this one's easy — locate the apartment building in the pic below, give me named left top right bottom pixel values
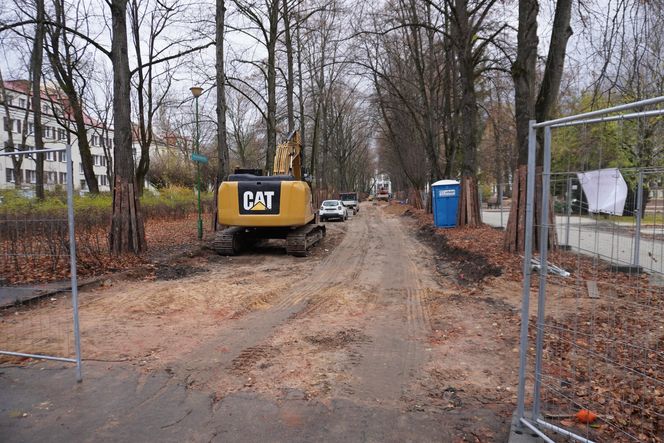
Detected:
left=0, top=80, right=113, bottom=192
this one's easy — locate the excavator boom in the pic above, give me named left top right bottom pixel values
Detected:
left=273, top=130, right=302, bottom=180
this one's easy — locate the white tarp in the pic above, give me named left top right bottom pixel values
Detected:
left=576, top=168, right=627, bottom=215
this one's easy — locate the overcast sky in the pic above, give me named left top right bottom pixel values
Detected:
left=0, top=0, right=622, bottom=122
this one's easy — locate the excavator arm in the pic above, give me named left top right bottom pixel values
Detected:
left=273, top=130, right=302, bottom=180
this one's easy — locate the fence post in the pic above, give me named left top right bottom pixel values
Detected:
left=516, top=120, right=538, bottom=420
left=66, top=143, right=83, bottom=382
left=565, top=176, right=572, bottom=247
left=633, top=169, right=643, bottom=269
left=532, top=126, right=553, bottom=420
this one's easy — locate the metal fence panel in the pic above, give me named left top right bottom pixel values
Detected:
left=515, top=101, right=664, bottom=442
left=0, top=145, right=82, bottom=381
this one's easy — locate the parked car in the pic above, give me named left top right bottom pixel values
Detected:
left=339, top=192, right=359, bottom=213
left=319, top=199, right=348, bottom=221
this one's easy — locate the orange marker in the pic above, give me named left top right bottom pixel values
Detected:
left=575, top=409, right=598, bottom=424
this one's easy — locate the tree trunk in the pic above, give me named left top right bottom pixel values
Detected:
left=504, top=165, right=528, bottom=252
left=411, top=7, right=442, bottom=180
left=109, top=0, right=146, bottom=254
left=213, top=0, right=230, bottom=230
left=296, top=14, right=306, bottom=162
left=454, top=0, right=481, bottom=226
left=32, top=0, right=45, bottom=199
left=264, top=1, right=279, bottom=174
left=505, top=0, right=572, bottom=252
left=130, top=0, right=151, bottom=196
left=73, top=109, right=100, bottom=194
left=282, top=0, right=295, bottom=133
left=535, top=0, right=573, bottom=124
left=458, top=175, right=481, bottom=226
left=442, top=37, right=458, bottom=179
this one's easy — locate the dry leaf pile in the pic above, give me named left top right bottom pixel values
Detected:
left=1, top=213, right=212, bottom=285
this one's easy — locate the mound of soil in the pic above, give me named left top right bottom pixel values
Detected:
left=417, top=224, right=502, bottom=284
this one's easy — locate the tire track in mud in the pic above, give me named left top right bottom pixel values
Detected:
left=274, top=212, right=372, bottom=310
left=169, top=205, right=436, bottom=404
left=168, top=210, right=373, bottom=392
left=287, top=215, right=375, bottom=319
left=344, top=207, right=432, bottom=406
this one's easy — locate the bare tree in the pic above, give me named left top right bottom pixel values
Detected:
left=227, top=90, right=264, bottom=168
left=505, top=0, right=573, bottom=252
left=45, top=0, right=100, bottom=194
left=282, top=0, right=295, bottom=132
left=357, top=1, right=446, bottom=203
left=108, top=0, right=146, bottom=253
left=229, top=0, right=281, bottom=173
left=32, top=0, right=45, bottom=198
left=129, top=0, right=189, bottom=195
left=214, top=0, right=230, bottom=229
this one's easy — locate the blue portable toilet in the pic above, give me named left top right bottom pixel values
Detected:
left=432, top=179, right=461, bottom=228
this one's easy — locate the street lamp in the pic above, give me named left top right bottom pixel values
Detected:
left=190, top=86, right=204, bottom=240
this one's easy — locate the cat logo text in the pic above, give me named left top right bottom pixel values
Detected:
left=243, top=191, right=275, bottom=212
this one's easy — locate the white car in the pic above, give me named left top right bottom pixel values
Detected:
left=319, top=199, right=348, bottom=221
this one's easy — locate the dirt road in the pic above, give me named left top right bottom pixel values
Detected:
left=1, top=203, right=520, bottom=442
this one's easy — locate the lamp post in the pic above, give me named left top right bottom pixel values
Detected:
left=190, top=86, right=204, bottom=240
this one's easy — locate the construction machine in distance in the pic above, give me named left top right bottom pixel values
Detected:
left=211, top=130, right=326, bottom=257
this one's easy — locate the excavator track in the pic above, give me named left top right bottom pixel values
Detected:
left=286, top=224, right=326, bottom=257
left=210, top=226, right=245, bottom=255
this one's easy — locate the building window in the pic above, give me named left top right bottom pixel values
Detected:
left=58, top=151, right=67, bottom=162
left=57, top=128, right=66, bottom=140
left=80, top=179, right=87, bottom=190
left=46, top=171, right=57, bottom=184
left=43, top=104, right=49, bottom=114
left=59, top=172, right=67, bottom=184
left=5, top=118, right=22, bottom=133
left=19, top=98, right=26, bottom=108
left=91, top=135, right=99, bottom=146
left=26, top=170, right=37, bottom=184
left=79, top=163, right=84, bottom=174
left=45, top=151, right=55, bottom=161
left=5, top=168, right=17, bottom=183
left=28, top=122, right=34, bottom=135
left=93, top=155, right=107, bottom=167
left=97, top=175, right=108, bottom=187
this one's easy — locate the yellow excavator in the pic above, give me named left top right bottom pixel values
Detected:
left=211, top=130, right=326, bottom=256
